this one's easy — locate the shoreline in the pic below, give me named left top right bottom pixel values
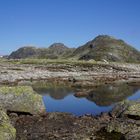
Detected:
left=0, top=60, right=140, bottom=86
left=7, top=99, right=140, bottom=140
left=0, top=60, right=140, bottom=139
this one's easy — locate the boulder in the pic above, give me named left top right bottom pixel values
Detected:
left=111, top=100, right=140, bottom=118
left=106, top=100, right=140, bottom=140
left=0, top=86, right=45, bottom=115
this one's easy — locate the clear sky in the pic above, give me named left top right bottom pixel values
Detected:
left=0, top=0, right=140, bottom=54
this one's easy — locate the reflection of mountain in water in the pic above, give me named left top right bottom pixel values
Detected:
left=34, top=86, right=73, bottom=100
left=33, top=82, right=140, bottom=104
left=86, top=83, right=139, bottom=106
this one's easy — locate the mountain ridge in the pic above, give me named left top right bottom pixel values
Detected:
left=9, top=43, right=75, bottom=59
left=8, top=35, right=140, bottom=63
left=71, top=35, right=140, bottom=62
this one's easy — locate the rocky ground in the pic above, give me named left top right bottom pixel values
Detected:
left=0, top=61, right=140, bottom=86
left=8, top=100, right=140, bottom=140
left=1, top=95, right=140, bottom=140
left=0, top=60, right=140, bottom=140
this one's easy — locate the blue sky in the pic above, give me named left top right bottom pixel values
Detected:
left=0, top=0, right=140, bottom=54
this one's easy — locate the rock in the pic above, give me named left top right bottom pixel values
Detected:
left=14, top=112, right=100, bottom=140
left=0, top=107, right=16, bottom=140
left=123, top=100, right=140, bottom=117
left=106, top=100, right=140, bottom=140
left=68, top=77, right=76, bottom=83
left=0, top=61, right=140, bottom=87
left=74, top=92, right=89, bottom=98
left=18, top=81, right=32, bottom=86
left=72, top=35, right=140, bottom=63
left=8, top=99, right=140, bottom=140
left=8, top=44, right=75, bottom=59
left=111, top=100, right=140, bottom=118
left=106, top=118, right=140, bottom=140
left=0, top=86, right=45, bottom=115
left=96, top=127, right=126, bottom=140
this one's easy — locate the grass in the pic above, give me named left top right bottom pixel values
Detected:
left=0, top=58, right=139, bottom=69
left=5, top=58, right=99, bottom=65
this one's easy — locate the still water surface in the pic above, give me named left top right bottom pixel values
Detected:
left=33, top=83, right=140, bottom=116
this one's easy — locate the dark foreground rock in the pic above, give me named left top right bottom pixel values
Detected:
left=11, top=112, right=110, bottom=140
left=4, top=99, right=139, bottom=140
left=107, top=100, right=140, bottom=140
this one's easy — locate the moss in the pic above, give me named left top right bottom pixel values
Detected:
left=0, top=86, right=35, bottom=95
left=124, top=101, right=140, bottom=116
left=0, top=86, right=45, bottom=114
left=0, top=108, right=16, bottom=140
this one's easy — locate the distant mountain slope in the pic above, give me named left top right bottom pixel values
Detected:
left=8, top=36, right=140, bottom=62
left=71, top=35, right=140, bottom=62
left=8, top=46, right=39, bottom=59
left=38, top=43, right=74, bottom=59
left=9, top=43, right=74, bottom=59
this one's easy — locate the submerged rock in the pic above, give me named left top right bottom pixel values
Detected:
left=0, top=107, right=16, bottom=140
left=0, top=86, right=45, bottom=115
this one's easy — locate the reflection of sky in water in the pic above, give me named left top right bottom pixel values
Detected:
left=39, top=86, right=140, bottom=116
left=43, top=95, right=114, bottom=116
left=127, top=90, right=140, bottom=100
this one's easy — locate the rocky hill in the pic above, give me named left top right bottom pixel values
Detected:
left=9, top=43, right=74, bottom=59
left=8, top=35, right=140, bottom=63
left=8, top=46, right=39, bottom=59
left=38, top=43, right=74, bottom=59
left=71, top=35, right=140, bottom=63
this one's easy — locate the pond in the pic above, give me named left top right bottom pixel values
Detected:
left=33, top=82, right=140, bottom=116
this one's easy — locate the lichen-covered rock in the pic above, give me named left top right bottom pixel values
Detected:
left=111, top=100, right=140, bottom=118
left=106, top=118, right=140, bottom=140
left=0, top=107, right=16, bottom=140
left=107, top=118, right=135, bottom=134
left=0, top=86, right=45, bottom=115
left=106, top=100, right=140, bottom=140
left=123, top=100, right=140, bottom=117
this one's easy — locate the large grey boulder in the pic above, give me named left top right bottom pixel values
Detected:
left=0, top=86, right=45, bottom=115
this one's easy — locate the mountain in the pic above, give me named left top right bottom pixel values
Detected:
left=38, top=43, right=74, bottom=59
left=71, top=35, right=140, bottom=62
left=9, top=43, right=74, bottom=59
left=8, top=46, right=39, bottom=59
left=8, top=36, right=140, bottom=62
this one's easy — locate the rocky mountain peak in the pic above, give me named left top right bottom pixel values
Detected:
left=48, top=43, right=69, bottom=50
